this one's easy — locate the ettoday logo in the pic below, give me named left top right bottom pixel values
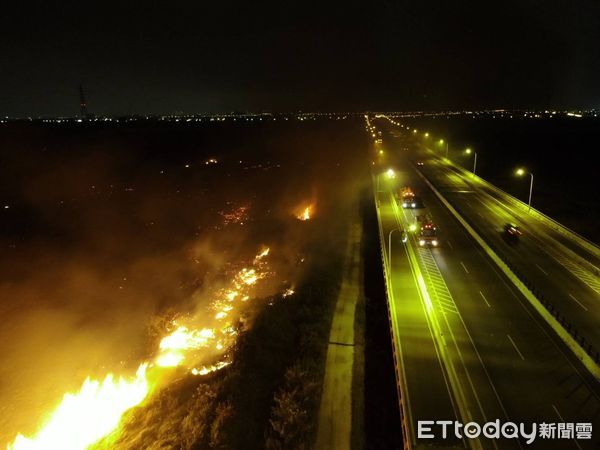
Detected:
left=418, top=420, right=592, bottom=445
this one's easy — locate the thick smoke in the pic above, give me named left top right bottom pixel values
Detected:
left=0, top=120, right=368, bottom=446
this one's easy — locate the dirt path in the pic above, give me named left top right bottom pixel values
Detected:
left=315, top=214, right=363, bottom=450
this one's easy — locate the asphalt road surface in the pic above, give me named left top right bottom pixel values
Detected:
left=415, top=154, right=600, bottom=349
left=373, top=128, right=600, bottom=449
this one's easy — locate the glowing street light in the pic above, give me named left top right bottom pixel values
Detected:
left=424, top=132, right=429, bottom=137
left=465, top=148, right=477, bottom=175
left=413, top=129, right=418, bottom=134
left=515, top=168, right=534, bottom=211
left=439, top=139, right=449, bottom=158
left=376, top=168, right=396, bottom=193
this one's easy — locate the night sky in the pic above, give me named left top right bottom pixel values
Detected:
left=1, top=0, right=599, bottom=116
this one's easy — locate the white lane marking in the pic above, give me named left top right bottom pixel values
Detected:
left=479, top=291, right=491, bottom=308
left=447, top=240, right=453, bottom=250
left=568, top=293, right=588, bottom=311
left=552, top=404, right=583, bottom=450
left=389, top=191, right=460, bottom=426
left=423, top=166, right=600, bottom=404
left=507, top=334, right=525, bottom=360
left=535, top=263, right=549, bottom=276
left=460, top=261, right=469, bottom=274
left=551, top=404, right=563, bottom=419
left=397, top=182, right=512, bottom=433
left=453, top=201, right=600, bottom=405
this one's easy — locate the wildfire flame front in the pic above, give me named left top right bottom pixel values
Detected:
left=7, top=247, right=276, bottom=450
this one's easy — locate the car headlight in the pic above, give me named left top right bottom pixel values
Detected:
left=402, top=202, right=407, bottom=207
left=419, top=240, right=425, bottom=246
left=432, top=240, right=438, bottom=246
left=411, top=203, right=416, bottom=207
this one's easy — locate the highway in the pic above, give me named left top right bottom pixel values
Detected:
left=376, top=181, right=463, bottom=449
left=411, top=143, right=600, bottom=360
left=371, top=121, right=600, bottom=449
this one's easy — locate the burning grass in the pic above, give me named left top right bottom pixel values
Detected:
left=7, top=246, right=287, bottom=450
left=1, top=118, right=368, bottom=450
left=295, top=204, right=314, bottom=221
left=7, top=198, right=356, bottom=450
left=96, top=216, right=347, bottom=450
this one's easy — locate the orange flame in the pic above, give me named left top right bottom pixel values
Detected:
left=8, top=364, right=149, bottom=450
left=8, top=247, right=274, bottom=450
left=296, top=205, right=313, bottom=221
left=155, top=326, right=216, bottom=367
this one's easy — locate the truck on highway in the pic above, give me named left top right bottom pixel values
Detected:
left=418, top=221, right=439, bottom=247
left=399, top=187, right=423, bottom=208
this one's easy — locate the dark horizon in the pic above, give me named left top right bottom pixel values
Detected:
left=1, top=1, right=599, bottom=117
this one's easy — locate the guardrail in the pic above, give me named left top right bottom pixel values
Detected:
left=442, top=157, right=600, bottom=264
left=371, top=176, right=413, bottom=450
left=375, top=115, right=600, bottom=262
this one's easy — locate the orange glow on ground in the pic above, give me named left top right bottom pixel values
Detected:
left=8, top=247, right=280, bottom=450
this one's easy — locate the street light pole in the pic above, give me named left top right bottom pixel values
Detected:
left=465, top=148, right=477, bottom=175
left=515, top=168, right=534, bottom=211
left=527, top=172, right=534, bottom=211
left=445, top=141, right=449, bottom=159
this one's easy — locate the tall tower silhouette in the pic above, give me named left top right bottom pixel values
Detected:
left=79, top=84, right=89, bottom=118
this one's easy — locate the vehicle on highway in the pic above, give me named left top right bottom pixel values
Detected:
left=418, top=221, right=439, bottom=247
left=399, top=187, right=424, bottom=208
left=416, top=161, right=425, bottom=166
left=399, top=186, right=414, bottom=207
left=503, top=223, right=522, bottom=243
